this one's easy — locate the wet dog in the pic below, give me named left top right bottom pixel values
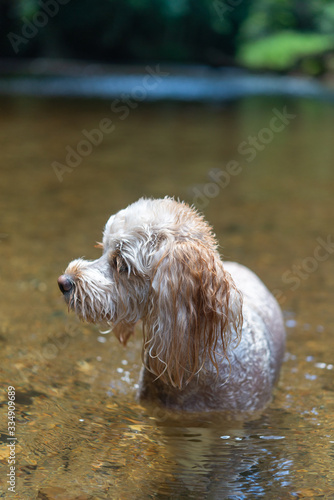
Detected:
left=58, top=197, right=285, bottom=412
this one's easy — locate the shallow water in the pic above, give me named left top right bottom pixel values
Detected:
left=0, top=94, right=334, bottom=499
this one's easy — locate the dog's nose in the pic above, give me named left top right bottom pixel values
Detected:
left=57, top=275, right=74, bottom=294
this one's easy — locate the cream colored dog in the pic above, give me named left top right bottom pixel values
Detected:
left=58, top=197, right=285, bottom=412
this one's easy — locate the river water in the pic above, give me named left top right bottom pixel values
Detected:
left=0, top=93, right=334, bottom=498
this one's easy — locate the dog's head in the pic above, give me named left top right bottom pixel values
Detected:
left=58, top=197, right=242, bottom=388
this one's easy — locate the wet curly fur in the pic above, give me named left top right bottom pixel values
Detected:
left=58, top=197, right=285, bottom=412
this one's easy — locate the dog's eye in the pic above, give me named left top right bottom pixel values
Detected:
left=111, top=253, right=128, bottom=273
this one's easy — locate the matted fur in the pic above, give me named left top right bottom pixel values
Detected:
left=58, top=197, right=285, bottom=412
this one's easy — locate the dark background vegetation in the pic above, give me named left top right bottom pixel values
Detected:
left=1, top=0, right=334, bottom=74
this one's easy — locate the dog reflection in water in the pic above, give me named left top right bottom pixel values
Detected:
left=58, top=197, right=285, bottom=413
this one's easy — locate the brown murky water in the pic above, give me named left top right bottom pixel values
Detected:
left=0, top=94, right=334, bottom=499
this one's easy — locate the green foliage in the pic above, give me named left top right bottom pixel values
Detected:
left=237, top=31, right=334, bottom=71
left=1, top=0, right=334, bottom=74
left=316, top=2, right=334, bottom=33
left=237, top=0, right=334, bottom=72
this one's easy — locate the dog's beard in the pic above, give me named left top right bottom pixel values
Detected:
left=65, top=266, right=116, bottom=323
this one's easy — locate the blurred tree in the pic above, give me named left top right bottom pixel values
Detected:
left=237, top=0, right=334, bottom=73
left=0, top=0, right=334, bottom=74
left=0, top=0, right=250, bottom=64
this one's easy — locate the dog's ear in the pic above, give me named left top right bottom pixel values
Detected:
left=143, top=241, right=243, bottom=389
